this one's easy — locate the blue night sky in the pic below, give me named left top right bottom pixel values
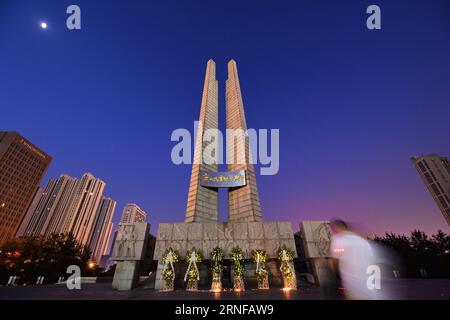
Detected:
left=1, top=0, right=449, bottom=236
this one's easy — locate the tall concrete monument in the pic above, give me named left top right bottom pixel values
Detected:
left=185, top=59, right=263, bottom=223
left=154, top=59, right=296, bottom=289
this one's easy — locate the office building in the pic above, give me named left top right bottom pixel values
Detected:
left=0, top=132, right=51, bottom=244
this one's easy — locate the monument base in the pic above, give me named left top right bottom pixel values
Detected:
left=154, top=221, right=297, bottom=290
left=309, top=257, right=335, bottom=287
left=112, top=261, right=141, bottom=291
left=110, top=223, right=152, bottom=291
left=298, top=221, right=334, bottom=287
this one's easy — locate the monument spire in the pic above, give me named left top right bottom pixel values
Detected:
left=226, top=60, right=263, bottom=222
left=185, top=60, right=219, bottom=222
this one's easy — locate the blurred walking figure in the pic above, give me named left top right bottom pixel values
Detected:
left=329, top=219, right=379, bottom=300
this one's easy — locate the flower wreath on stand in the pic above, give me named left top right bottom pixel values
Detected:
left=184, top=247, right=202, bottom=291
left=252, top=249, right=269, bottom=289
left=231, top=246, right=245, bottom=292
left=209, top=247, right=225, bottom=292
left=161, top=247, right=178, bottom=291
left=277, top=245, right=297, bottom=290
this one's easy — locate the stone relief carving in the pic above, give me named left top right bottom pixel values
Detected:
left=312, top=222, right=331, bottom=257
left=116, top=225, right=137, bottom=257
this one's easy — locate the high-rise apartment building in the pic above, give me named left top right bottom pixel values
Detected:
left=411, top=154, right=450, bottom=226
left=87, top=197, right=116, bottom=263
left=16, top=171, right=117, bottom=262
left=120, top=203, right=147, bottom=224
left=61, top=173, right=106, bottom=245
left=103, top=222, right=113, bottom=255
left=16, top=186, right=43, bottom=237
left=18, top=174, right=78, bottom=237
left=0, top=132, right=52, bottom=245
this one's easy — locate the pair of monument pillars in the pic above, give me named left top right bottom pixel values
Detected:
left=185, top=59, right=263, bottom=223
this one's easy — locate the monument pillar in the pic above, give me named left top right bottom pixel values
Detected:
left=185, top=59, right=219, bottom=223
left=226, top=60, right=263, bottom=222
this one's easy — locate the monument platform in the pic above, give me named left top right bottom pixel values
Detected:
left=154, top=221, right=297, bottom=290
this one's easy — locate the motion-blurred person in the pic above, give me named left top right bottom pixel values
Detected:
left=329, top=219, right=379, bottom=300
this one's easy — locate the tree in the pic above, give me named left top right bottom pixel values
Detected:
left=373, top=229, right=450, bottom=278
left=431, top=230, right=450, bottom=255
left=0, top=233, right=91, bottom=284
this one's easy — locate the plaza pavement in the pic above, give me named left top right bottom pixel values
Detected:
left=0, top=279, right=450, bottom=300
